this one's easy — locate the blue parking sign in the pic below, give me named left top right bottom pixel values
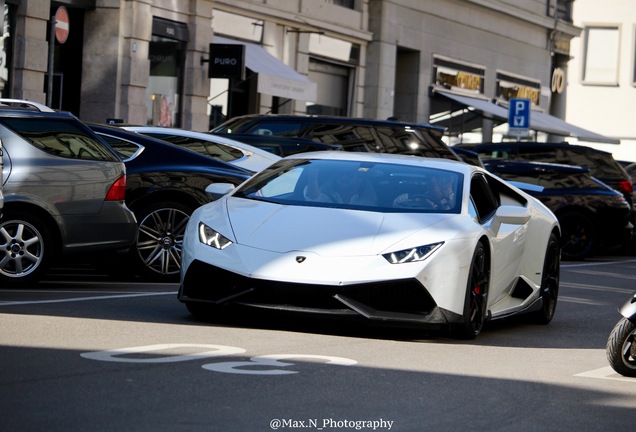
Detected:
left=508, top=98, right=530, bottom=137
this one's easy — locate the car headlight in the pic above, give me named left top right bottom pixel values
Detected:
left=383, top=242, right=443, bottom=264
left=198, top=223, right=233, bottom=249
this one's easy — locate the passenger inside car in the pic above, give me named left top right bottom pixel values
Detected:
left=305, top=165, right=377, bottom=205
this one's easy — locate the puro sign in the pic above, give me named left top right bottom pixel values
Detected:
left=208, top=43, right=246, bottom=79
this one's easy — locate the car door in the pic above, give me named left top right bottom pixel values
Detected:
left=470, top=173, right=528, bottom=305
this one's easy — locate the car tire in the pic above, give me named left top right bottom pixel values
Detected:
left=559, top=212, right=594, bottom=260
left=452, top=241, right=489, bottom=339
left=529, top=232, right=560, bottom=324
left=0, top=211, right=52, bottom=285
left=606, top=317, right=636, bottom=377
left=133, top=201, right=194, bottom=280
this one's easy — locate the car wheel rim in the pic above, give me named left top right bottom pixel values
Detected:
left=136, top=208, right=189, bottom=275
left=562, top=219, right=592, bottom=259
left=621, top=330, right=636, bottom=370
left=0, top=220, right=44, bottom=277
left=541, top=240, right=560, bottom=319
left=469, top=247, right=488, bottom=335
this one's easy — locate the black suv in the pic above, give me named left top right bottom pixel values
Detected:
left=211, top=114, right=463, bottom=161
left=486, top=160, right=632, bottom=260
left=454, top=141, right=634, bottom=208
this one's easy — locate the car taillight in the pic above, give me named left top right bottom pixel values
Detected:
left=618, top=179, right=634, bottom=196
left=105, top=175, right=127, bottom=201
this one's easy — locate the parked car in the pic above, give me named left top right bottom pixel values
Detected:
left=0, top=99, right=137, bottom=285
left=122, top=126, right=280, bottom=173
left=485, top=160, right=632, bottom=260
left=210, top=114, right=463, bottom=161
left=453, top=141, right=634, bottom=208
left=89, top=123, right=252, bottom=278
left=179, top=152, right=561, bottom=339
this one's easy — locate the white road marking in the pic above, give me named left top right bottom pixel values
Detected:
left=575, top=366, right=636, bottom=383
left=0, top=291, right=177, bottom=306
left=81, top=344, right=245, bottom=363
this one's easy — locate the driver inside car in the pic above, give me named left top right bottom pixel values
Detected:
left=393, top=171, right=456, bottom=210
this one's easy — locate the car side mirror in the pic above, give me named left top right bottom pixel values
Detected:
left=491, top=205, right=531, bottom=235
left=205, top=183, right=235, bottom=200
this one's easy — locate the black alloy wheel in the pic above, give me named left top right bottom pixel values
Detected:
left=559, top=212, right=594, bottom=260
left=134, top=201, right=193, bottom=278
left=453, top=241, right=489, bottom=339
left=530, top=232, right=560, bottom=324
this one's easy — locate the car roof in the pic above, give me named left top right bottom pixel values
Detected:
left=213, top=113, right=445, bottom=132
left=123, top=125, right=281, bottom=162
left=483, top=160, right=590, bottom=174
left=89, top=123, right=253, bottom=176
left=459, top=141, right=614, bottom=155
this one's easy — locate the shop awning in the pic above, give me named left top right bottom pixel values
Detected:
left=213, top=36, right=317, bottom=102
left=528, top=110, right=620, bottom=144
left=432, top=89, right=619, bottom=144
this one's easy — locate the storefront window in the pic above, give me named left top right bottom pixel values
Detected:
left=307, top=59, right=351, bottom=116
left=146, top=18, right=188, bottom=127
left=496, top=74, right=541, bottom=106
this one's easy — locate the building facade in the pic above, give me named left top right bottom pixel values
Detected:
left=565, top=0, right=636, bottom=161
left=3, top=0, right=591, bottom=142
left=365, top=0, right=581, bottom=145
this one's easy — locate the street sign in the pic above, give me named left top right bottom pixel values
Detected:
left=54, top=6, right=69, bottom=44
left=508, top=98, right=530, bottom=138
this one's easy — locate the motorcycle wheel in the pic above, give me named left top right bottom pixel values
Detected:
left=606, top=317, right=636, bottom=377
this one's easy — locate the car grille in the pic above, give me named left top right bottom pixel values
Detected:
left=181, top=260, right=437, bottom=316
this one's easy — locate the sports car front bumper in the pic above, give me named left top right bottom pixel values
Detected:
left=178, top=259, right=463, bottom=327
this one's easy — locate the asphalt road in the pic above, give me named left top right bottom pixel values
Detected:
left=1, top=257, right=636, bottom=432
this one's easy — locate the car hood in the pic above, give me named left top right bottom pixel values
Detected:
left=220, top=197, right=468, bottom=255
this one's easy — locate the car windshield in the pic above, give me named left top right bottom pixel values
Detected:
left=233, top=158, right=463, bottom=213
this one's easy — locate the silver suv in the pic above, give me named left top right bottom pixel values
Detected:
left=0, top=99, right=137, bottom=285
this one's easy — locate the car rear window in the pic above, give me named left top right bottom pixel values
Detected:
left=0, top=117, right=120, bottom=162
left=567, top=149, right=626, bottom=179
left=243, top=122, right=305, bottom=137
left=473, top=145, right=627, bottom=180
left=96, top=133, right=142, bottom=160
left=308, top=123, right=458, bottom=160
left=141, top=132, right=244, bottom=163
left=492, top=168, right=605, bottom=189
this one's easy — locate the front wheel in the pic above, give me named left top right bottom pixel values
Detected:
left=606, top=317, right=636, bottom=377
left=529, top=232, right=560, bottom=324
left=452, top=241, right=489, bottom=339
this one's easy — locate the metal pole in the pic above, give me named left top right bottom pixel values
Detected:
left=46, top=14, right=55, bottom=107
